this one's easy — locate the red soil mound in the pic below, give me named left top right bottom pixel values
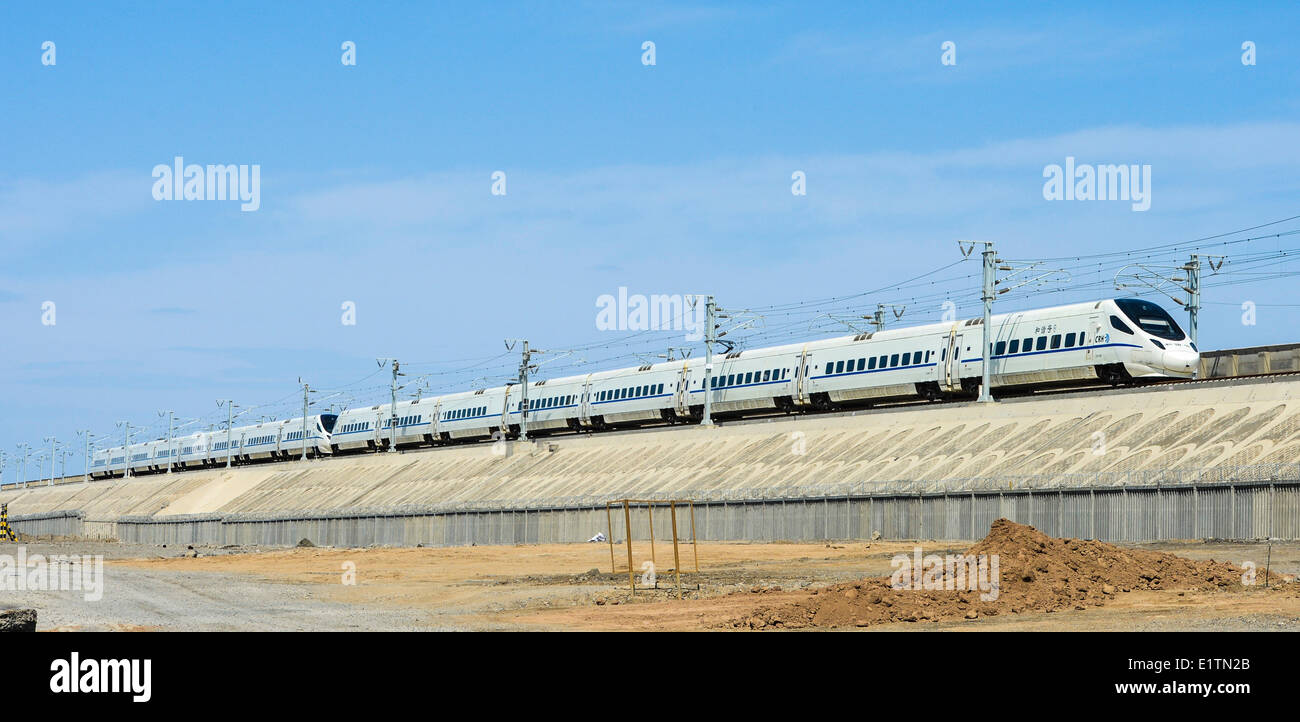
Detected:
left=729, top=519, right=1257, bottom=630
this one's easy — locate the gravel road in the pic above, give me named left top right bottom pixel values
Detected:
left=1, top=541, right=438, bottom=631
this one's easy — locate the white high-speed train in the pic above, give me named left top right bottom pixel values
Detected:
left=90, top=414, right=336, bottom=479
left=91, top=298, right=1196, bottom=477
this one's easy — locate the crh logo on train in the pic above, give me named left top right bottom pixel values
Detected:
left=595, top=288, right=706, bottom=341
left=890, top=547, right=1000, bottom=601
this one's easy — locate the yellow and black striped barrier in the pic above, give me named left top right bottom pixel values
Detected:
left=0, top=503, right=17, bottom=541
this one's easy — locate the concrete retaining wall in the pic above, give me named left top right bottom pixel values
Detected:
left=7, top=510, right=85, bottom=538
left=1200, top=343, right=1300, bottom=378
left=106, top=479, right=1299, bottom=546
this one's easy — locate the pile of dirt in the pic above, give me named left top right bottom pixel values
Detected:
left=729, top=519, right=1255, bottom=630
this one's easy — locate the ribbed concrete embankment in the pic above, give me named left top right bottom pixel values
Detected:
left=4, top=374, right=1300, bottom=544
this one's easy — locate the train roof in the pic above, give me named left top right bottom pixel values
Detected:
left=328, top=299, right=1128, bottom=420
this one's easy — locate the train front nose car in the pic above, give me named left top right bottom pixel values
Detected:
left=1161, top=348, right=1198, bottom=375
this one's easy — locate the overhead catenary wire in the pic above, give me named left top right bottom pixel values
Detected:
left=35, top=214, right=1300, bottom=458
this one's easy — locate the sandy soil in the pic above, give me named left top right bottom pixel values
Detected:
left=99, top=537, right=1300, bottom=631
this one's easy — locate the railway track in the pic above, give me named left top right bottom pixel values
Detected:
left=7, top=367, right=1299, bottom=492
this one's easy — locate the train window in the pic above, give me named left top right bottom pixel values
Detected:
left=889, top=354, right=899, bottom=367
left=878, top=355, right=888, bottom=368
left=1110, top=315, right=1134, bottom=335
left=762, top=370, right=770, bottom=382
left=725, top=375, right=733, bottom=386
left=868, top=357, right=877, bottom=370
left=995, top=341, right=1006, bottom=356
left=1064, top=333, right=1076, bottom=348
left=1036, top=336, right=1047, bottom=351
left=1050, top=334, right=1062, bottom=349
left=1116, top=298, right=1186, bottom=340
left=901, top=353, right=911, bottom=366
left=1009, top=339, right=1020, bottom=354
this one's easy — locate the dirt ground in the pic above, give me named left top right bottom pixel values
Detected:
left=94, top=530, right=1300, bottom=631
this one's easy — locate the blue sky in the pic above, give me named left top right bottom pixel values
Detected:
left=2, top=2, right=1299, bottom=478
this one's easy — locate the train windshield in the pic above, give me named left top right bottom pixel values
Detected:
left=1115, top=298, right=1186, bottom=341
left=319, top=414, right=339, bottom=432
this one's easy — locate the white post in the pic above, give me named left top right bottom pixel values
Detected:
left=518, top=343, right=532, bottom=442
left=978, top=243, right=995, bottom=403
left=702, top=296, right=716, bottom=426
left=78, top=430, right=92, bottom=483
left=301, top=382, right=311, bottom=462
